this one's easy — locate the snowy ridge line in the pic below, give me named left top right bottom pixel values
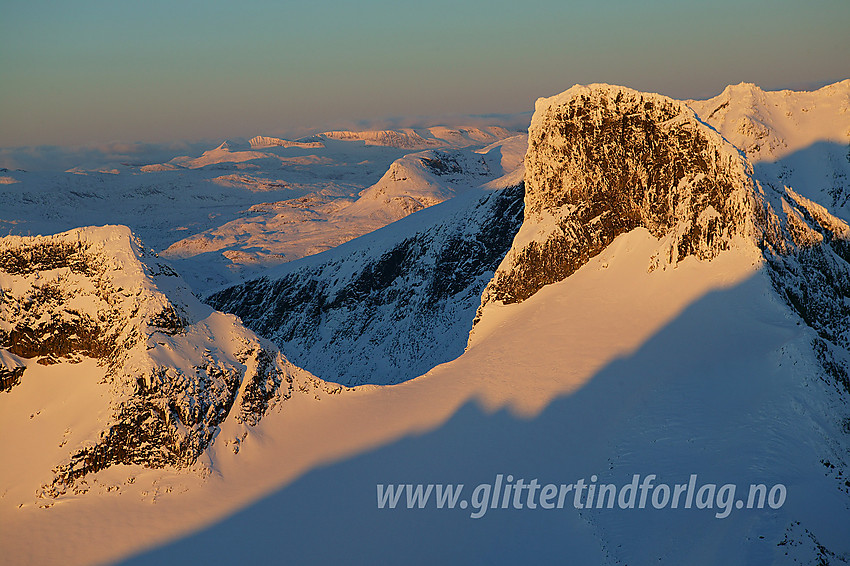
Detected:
left=689, top=80, right=850, bottom=217
left=316, top=126, right=517, bottom=150
left=248, top=135, right=325, bottom=150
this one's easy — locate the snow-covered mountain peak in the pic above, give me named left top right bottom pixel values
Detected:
left=0, top=226, right=331, bottom=500
left=481, top=83, right=761, bottom=309
left=689, top=79, right=850, bottom=163
left=340, top=147, right=504, bottom=222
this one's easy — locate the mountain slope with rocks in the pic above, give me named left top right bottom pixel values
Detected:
left=0, top=226, right=329, bottom=501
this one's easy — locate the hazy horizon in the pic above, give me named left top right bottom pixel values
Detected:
left=2, top=0, right=849, bottom=149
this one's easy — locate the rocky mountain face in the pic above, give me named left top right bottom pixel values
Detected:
left=466, top=83, right=850, bottom=557
left=0, top=348, right=25, bottom=392
left=0, top=226, right=326, bottom=494
left=208, top=183, right=524, bottom=386
left=476, top=82, right=850, bottom=399
left=480, top=85, right=760, bottom=307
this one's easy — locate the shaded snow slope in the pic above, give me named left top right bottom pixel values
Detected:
left=208, top=184, right=524, bottom=386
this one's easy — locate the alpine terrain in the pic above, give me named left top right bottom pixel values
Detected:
left=1, top=81, right=849, bottom=565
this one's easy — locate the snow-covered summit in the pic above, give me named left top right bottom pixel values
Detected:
left=688, top=79, right=850, bottom=163
left=0, top=226, right=329, bottom=500
left=340, top=147, right=503, bottom=222
left=482, top=84, right=761, bottom=308
left=689, top=79, right=850, bottom=214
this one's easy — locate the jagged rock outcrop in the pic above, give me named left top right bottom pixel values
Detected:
left=0, top=226, right=326, bottom=493
left=481, top=84, right=761, bottom=307
left=0, top=348, right=25, bottom=392
left=476, top=82, right=850, bottom=400
left=208, top=184, right=524, bottom=386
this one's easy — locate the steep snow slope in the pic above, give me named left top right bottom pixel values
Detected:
left=208, top=183, right=524, bottom=385
left=5, top=230, right=848, bottom=566
left=0, top=226, right=330, bottom=505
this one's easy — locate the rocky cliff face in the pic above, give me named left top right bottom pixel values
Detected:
left=477, top=82, right=850, bottom=400
left=0, top=348, right=25, bottom=392
left=481, top=85, right=760, bottom=307
left=208, top=184, right=524, bottom=386
left=0, top=226, right=327, bottom=494
left=467, top=85, right=850, bottom=556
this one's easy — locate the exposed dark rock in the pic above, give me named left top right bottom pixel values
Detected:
left=0, top=226, right=311, bottom=493
left=0, top=240, right=99, bottom=276
left=419, top=153, right=464, bottom=176
left=0, top=364, right=24, bottom=392
left=483, top=85, right=756, bottom=307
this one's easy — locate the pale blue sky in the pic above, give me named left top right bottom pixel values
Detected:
left=1, top=0, right=848, bottom=147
